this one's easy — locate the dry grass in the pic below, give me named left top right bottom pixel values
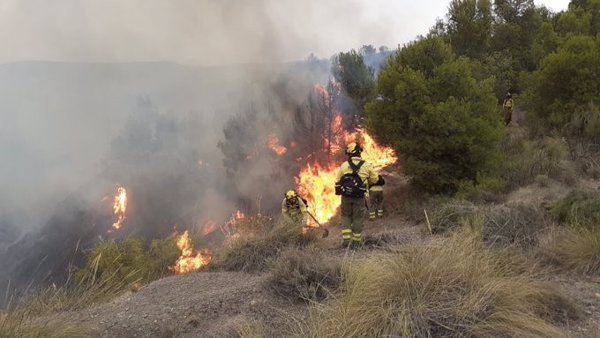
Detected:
left=539, top=227, right=600, bottom=274
left=550, top=189, right=600, bottom=230
left=301, top=233, right=579, bottom=338
left=0, top=311, right=89, bottom=338
left=16, top=263, right=135, bottom=316
left=430, top=200, right=551, bottom=246
left=267, top=246, right=343, bottom=302
left=222, top=316, right=265, bottom=338
left=211, top=224, right=317, bottom=272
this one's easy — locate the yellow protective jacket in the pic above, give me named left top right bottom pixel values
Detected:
left=281, top=197, right=308, bottom=224
left=503, top=98, right=514, bottom=110
left=336, top=157, right=379, bottom=193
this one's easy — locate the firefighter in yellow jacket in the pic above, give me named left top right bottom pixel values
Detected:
left=503, top=92, right=514, bottom=126
left=335, top=142, right=379, bottom=247
left=369, top=175, right=385, bottom=220
left=281, top=190, right=308, bottom=227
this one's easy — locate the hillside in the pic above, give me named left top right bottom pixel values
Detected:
left=27, top=169, right=600, bottom=337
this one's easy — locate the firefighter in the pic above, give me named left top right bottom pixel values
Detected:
left=281, top=190, right=308, bottom=227
left=335, top=142, right=379, bottom=248
left=503, top=92, right=514, bottom=126
left=368, top=175, right=385, bottom=220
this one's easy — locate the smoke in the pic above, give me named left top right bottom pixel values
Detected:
left=0, top=0, right=401, bottom=300
left=0, top=0, right=406, bottom=65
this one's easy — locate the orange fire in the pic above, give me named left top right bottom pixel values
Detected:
left=346, top=128, right=397, bottom=171
left=296, top=163, right=340, bottom=224
left=111, top=186, right=127, bottom=231
left=171, top=230, right=212, bottom=274
left=267, top=133, right=287, bottom=156
left=201, top=220, right=218, bottom=236
left=295, top=114, right=397, bottom=224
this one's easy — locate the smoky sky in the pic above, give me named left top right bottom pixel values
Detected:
left=0, top=0, right=570, bottom=65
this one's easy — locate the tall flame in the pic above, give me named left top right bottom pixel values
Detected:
left=267, top=133, right=287, bottom=156
left=171, top=230, right=211, bottom=274
left=296, top=163, right=340, bottom=224
left=296, top=114, right=397, bottom=224
left=111, top=186, right=127, bottom=231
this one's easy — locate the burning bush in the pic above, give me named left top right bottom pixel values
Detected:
left=303, top=233, right=579, bottom=338
left=211, top=225, right=317, bottom=272
left=267, top=246, right=343, bottom=303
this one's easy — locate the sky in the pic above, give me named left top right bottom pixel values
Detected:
left=0, top=0, right=572, bottom=65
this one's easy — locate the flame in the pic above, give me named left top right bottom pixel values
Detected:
left=267, top=133, right=287, bottom=156
left=296, top=163, right=340, bottom=224
left=171, top=230, right=212, bottom=274
left=201, top=220, right=218, bottom=236
left=347, top=128, right=398, bottom=171
left=111, top=186, right=127, bottom=231
left=295, top=114, right=397, bottom=224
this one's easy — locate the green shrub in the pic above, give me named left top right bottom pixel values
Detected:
left=365, top=36, right=503, bottom=193
left=304, top=234, right=578, bottom=338
left=527, top=35, right=600, bottom=133
left=267, top=246, right=342, bottom=302
left=500, top=130, right=576, bottom=189
left=146, top=234, right=182, bottom=281
left=76, top=238, right=148, bottom=285
left=550, top=189, right=600, bottom=230
left=539, top=227, right=600, bottom=274
left=456, top=173, right=506, bottom=203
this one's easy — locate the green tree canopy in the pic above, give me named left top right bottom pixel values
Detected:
left=366, top=37, right=502, bottom=193
left=527, top=35, right=600, bottom=131
left=331, top=50, right=376, bottom=106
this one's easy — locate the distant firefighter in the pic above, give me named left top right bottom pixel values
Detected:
left=335, top=142, right=379, bottom=248
left=369, top=174, right=386, bottom=220
left=281, top=190, right=308, bottom=227
left=503, top=92, right=514, bottom=126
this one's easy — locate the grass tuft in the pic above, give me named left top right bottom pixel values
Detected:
left=0, top=311, right=89, bottom=338
left=211, top=225, right=317, bottom=272
left=267, top=246, right=342, bottom=302
left=303, top=233, right=577, bottom=338
left=539, top=227, right=600, bottom=274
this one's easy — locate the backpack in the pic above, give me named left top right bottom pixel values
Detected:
left=335, top=160, right=367, bottom=197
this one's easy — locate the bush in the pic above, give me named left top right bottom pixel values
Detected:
left=550, top=189, right=600, bottom=230
left=146, top=234, right=183, bottom=281
left=429, top=200, right=551, bottom=246
left=539, top=227, right=600, bottom=274
left=527, top=35, right=600, bottom=132
left=500, top=130, right=576, bottom=189
left=456, top=173, right=506, bottom=203
left=428, top=199, right=478, bottom=234
left=267, top=247, right=342, bottom=302
left=76, top=238, right=148, bottom=286
left=482, top=203, right=551, bottom=247
left=211, top=225, right=317, bottom=272
left=304, top=234, right=579, bottom=338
